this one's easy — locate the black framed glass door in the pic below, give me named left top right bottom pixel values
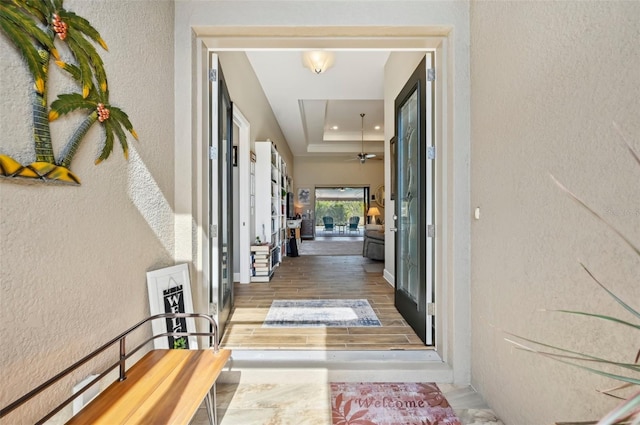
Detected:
left=209, top=53, right=233, bottom=342
left=393, top=54, right=435, bottom=345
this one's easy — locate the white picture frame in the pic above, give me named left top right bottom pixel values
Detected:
left=146, top=264, right=198, bottom=349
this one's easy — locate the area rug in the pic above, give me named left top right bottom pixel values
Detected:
left=262, top=299, right=381, bottom=327
left=331, top=382, right=461, bottom=425
left=298, top=240, right=363, bottom=256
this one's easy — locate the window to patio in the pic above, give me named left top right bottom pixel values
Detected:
left=314, top=187, right=369, bottom=234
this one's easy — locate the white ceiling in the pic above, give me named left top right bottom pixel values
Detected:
left=246, top=50, right=390, bottom=159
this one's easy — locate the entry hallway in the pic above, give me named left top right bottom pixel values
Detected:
left=204, top=250, right=504, bottom=424
left=221, top=253, right=427, bottom=350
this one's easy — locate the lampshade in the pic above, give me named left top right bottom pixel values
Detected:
left=367, top=207, right=380, bottom=217
left=302, top=51, right=335, bottom=74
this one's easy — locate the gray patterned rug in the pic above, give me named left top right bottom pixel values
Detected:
left=262, top=299, right=382, bottom=327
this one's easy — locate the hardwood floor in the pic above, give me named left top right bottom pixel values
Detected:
left=220, top=250, right=429, bottom=350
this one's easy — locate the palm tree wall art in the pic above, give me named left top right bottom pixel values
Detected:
left=0, top=0, right=137, bottom=185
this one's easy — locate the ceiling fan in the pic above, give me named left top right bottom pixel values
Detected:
left=351, top=113, right=376, bottom=164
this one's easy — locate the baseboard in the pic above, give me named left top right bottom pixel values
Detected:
left=219, top=349, right=452, bottom=384
left=383, top=268, right=394, bottom=285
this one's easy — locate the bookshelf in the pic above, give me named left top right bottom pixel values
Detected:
left=253, top=140, right=289, bottom=282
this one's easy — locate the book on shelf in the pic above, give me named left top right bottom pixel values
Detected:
left=251, top=243, right=271, bottom=252
left=251, top=275, right=271, bottom=282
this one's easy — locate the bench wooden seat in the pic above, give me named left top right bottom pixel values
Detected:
left=0, top=314, right=230, bottom=425
left=67, top=348, right=231, bottom=424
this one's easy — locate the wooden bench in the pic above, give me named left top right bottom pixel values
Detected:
left=0, top=313, right=231, bottom=425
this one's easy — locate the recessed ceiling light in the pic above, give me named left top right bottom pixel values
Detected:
left=374, top=125, right=381, bottom=130
left=331, top=125, right=338, bottom=130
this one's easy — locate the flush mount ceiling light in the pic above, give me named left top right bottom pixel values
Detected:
left=302, top=50, right=335, bottom=74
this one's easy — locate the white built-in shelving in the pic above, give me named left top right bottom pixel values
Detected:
left=253, top=140, right=289, bottom=282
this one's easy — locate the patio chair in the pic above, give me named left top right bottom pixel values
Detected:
left=322, top=216, right=334, bottom=234
left=348, top=216, right=360, bottom=234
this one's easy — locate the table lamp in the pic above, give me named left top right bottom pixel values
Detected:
left=367, top=206, right=380, bottom=224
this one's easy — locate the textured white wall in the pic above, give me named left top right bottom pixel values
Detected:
left=293, top=155, right=384, bottom=216
left=0, top=1, right=175, bottom=421
left=470, top=1, right=640, bottom=423
left=218, top=52, right=294, bottom=173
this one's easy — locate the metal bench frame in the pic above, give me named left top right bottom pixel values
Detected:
left=0, top=313, right=224, bottom=424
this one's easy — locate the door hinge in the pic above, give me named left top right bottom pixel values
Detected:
left=209, top=69, right=217, bottom=82
left=209, top=146, right=217, bottom=160
left=210, top=224, right=217, bottom=238
left=427, top=68, right=435, bottom=81
left=427, top=302, right=435, bottom=316
left=427, top=224, right=435, bottom=238
left=427, top=146, right=436, bottom=160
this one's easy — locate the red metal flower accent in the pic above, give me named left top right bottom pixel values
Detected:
left=97, top=103, right=110, bottom=122
left=52, top=14, right=68, bottom=40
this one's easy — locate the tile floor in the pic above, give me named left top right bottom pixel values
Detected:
left=191, top=369, right=504, bottom=425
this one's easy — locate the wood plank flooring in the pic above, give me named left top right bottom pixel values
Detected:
left=220, top=250, right=429, bottom=350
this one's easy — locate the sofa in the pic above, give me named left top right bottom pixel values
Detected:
left=363, top=229, right=385, bottom=260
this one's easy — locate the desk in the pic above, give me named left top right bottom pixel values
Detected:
left=301, top=219, right=315, bottom=240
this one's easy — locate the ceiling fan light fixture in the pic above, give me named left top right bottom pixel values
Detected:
left=357, top=113, right=376, bottom=163
left=302, top=50, right=335, bottom=74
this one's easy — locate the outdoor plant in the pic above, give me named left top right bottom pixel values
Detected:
left=316, top=200, right=364, bottom=225
left=0, top=0, right=137, bottom=185
left=505, top=123, right=640, bottom=424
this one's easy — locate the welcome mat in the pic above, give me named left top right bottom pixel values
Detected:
left=263, top=299, right=382, bottom=328
left=331, top=382, right=461, bottom=425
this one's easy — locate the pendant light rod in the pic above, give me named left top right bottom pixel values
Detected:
left=360, top=113, right=365, bottom=153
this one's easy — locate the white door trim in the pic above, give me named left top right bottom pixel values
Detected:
left=233, top=105, right=251, bottom=284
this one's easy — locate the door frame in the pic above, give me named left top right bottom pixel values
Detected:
left=184, top=29, right=465, bottom=379
left=234, top=105, right=251, bottom=284
left=393, top=54, right=435, bottom=346
left=208, top=53, right=234, bottom=341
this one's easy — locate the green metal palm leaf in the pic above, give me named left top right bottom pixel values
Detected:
left=17, top=0, right=53, bottom=23
left=95, top=124, right=115, bottom=165
left=54, top=60, right=81, bottom=82
left=0, top=7, right=47, bottom=94
left=49, top=92, right=95, bottom=118
left=109, top=106, right=138, bottom=140
left=1, top=2, right=57, bottom=57
left=57, top=12, right=108, bottom=96
left=106, top=114, right=130, bottom=161
left=58, top=9, right=107, bottom=50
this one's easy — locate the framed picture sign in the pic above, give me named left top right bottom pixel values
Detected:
left=146, top=264, right=197, bottom=349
